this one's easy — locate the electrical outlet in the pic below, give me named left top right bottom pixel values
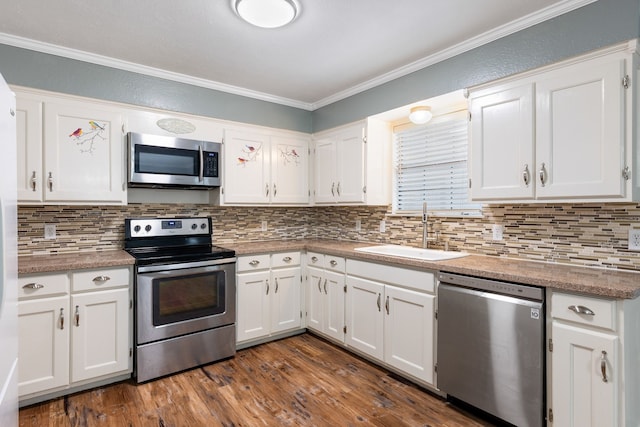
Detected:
left=379, top=220, right=386, bottom=233
left=355, top=220, right=361, bottom=232
left=44, top=224, right=56, bottom=240
left=261, top=220, right=267, bottom=232
left=628, top=225, right=640, bottom=250
left=492, top=224, right=504, bottom=241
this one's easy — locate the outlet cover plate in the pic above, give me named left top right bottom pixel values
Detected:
left=44, top=224, right=56, bottom=240
left=629, top=226, right=640, bottom=250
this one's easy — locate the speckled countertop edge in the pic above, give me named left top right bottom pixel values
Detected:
left=18, top=240, right=640, bottom=299
left=223, top=239, right=640, bottom=300
left=18, top=250, right=135, bottom=274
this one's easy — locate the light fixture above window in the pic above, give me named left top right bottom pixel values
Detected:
left=409, top=106, right=433, bottom=124
left=234, top=0, right=299, bottom=29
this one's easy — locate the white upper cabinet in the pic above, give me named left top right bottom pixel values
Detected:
left=15, top=89, right=127, bottom=205
left=313, top=118, right=390, bottom=205
left=222, top=128, right=309, bottom=205
left=470, top=84, right=534, bottom=200
left=468, top=39, right=640, bottom=203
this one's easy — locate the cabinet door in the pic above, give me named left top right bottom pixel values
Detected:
left=551, top=322, right=617, bottom=427
left=43, top=101, right=125, bottom=204
left=345, top=276, right=384, bottom=359
left=18, top=297, right=69, bottom=396
left=336, top=125, right=366, bottom=203
left=271, top=135, right=309, bottom=204
left=15, top=97, right=43, bottom=202
left=223, top=129, right=270, bottom=204
left=536, top=57, right=626, bottom=199
left=384, top=286, right=435, bottom=384
left=323, top=270, right=345, bottom=342
left=236, top=270, right=271, bottom=342
left=469, top=84, right=535, bottom=201
left=270, top=266, right=302, bottom=334
left=306, top=266, right=324, bottom=332
left=314, top=138, right=337, bottom=203
left=70, top=288, right=130, bottom=383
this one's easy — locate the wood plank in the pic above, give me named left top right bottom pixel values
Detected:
left=19, top=333, right=496, bottom=426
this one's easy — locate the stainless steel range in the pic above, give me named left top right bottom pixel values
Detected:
left=124, top=217, right=236, bottom=383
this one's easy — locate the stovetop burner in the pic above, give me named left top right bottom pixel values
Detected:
left=124, top=217, right=235, bottom=266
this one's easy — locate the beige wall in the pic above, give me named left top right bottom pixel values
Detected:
left=18, top=203, right=640, bottom=271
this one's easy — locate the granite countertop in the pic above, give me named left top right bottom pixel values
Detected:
left=18, top=239, right=640, bottom=299
left=224, top=239, right=640, bottom=300
left=18, top=250, right=135, bottom=274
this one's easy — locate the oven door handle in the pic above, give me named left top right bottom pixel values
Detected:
left=137, top=263, right=233, bottom=278
left=137, top=257, right=236, bottom=273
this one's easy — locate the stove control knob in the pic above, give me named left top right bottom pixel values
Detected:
left=133, top=225, right=141, bottom=233
left=145, top=225, right=152, bottom=232
left=201, top=223, right=207, bottom=229
left=191, top=223, right=198, bottom=230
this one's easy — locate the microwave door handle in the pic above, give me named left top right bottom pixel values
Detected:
left=198, top=145, right=204, bottom=182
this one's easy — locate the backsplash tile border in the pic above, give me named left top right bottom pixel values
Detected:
left=17, top=203, right=640, bottom=271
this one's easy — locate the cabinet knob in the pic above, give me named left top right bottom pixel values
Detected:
left=283, top=256, right=292, bottom=262
left=329, top=260, right=338, bottom=267
left=311, top=256, right=319, bottom=263
left=522, top=164, right=530, bottom=186
left=22, top=282, right=44, bottom=290
left=539, top=163, right=547, bottom=187
left=249, top=260, right=260, bottom=266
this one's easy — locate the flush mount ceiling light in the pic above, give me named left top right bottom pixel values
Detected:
left=409, top=106, right=433, bottom=124
left=234, top=0, right=299, bottom=29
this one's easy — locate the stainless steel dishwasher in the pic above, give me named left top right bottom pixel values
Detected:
left=437, top=272, right=545, bottom=427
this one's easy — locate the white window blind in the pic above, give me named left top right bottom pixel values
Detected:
left=393, top=112, right=482, bottom=215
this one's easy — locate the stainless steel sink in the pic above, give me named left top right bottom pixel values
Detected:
left=354, top=244, right=468, bottom=261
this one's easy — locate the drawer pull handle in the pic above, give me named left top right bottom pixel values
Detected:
left=283, top=256, right=292, bottom=262
left=92, top=275, right=110, bottom=283
left=311, top=256, right=319, bottom=263
left=601, top=351, right=609, bottom=383
left=568, top=305, right=595, bottom=316
left=329, top=260, right=338, bottom=267
left=249, top=260, right=260, bottom=266
left=23, top=283, right=44, bottom=290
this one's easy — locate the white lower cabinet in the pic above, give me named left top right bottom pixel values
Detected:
left=305, top=252, right=346, bottom=343
left=345, top=259, right=436, bottom=386
left=17, top=267, right=132, bottom=401
left=236, top=252, right=303, bottom=344
left=548, top=291, right=640, bottom=426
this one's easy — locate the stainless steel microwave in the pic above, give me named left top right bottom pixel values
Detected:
left=128, top=132, right=221, bottom=188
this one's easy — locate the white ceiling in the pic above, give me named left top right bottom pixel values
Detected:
left=0, top=0, right=594, bottom=110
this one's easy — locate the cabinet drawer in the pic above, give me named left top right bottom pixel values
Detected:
left=237, top=254, right=271, bottom=272
left=551, top=292, right=617, bottom=331
left=324, top=255, right=345, bottom=272
left=72, top=267, right=130, bottom=292
left=18, top=273, right=69, bottom=299
left=271, top=251, right=300, bottom=268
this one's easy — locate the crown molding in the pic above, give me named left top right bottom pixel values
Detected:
left=0, top=32, right=314, bottom=110
left=0, top=0, right=596, bottom=111
left=311, top=0, right=598, bottom=109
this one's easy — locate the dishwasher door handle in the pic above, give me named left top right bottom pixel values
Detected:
left=568, top=305, right=595, bottom=316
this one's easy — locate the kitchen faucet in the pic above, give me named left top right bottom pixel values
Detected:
left=422, top=202, right=428, bottom=248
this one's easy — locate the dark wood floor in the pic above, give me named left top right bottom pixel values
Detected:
left=19, top=333, right=495, bottom=427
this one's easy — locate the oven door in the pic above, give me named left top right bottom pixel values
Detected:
left=136, top=261, right=235, bottom=345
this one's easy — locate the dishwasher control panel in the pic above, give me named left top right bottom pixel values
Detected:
left=438, top=272, right=544, bottom=301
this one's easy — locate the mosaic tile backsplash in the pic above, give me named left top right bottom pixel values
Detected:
left=18, top=203, right=640, bottom=271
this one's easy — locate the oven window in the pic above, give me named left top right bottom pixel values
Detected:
left=152, top=271, right=225, bottom=326
left=136, top=145, right=198, bottom=176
